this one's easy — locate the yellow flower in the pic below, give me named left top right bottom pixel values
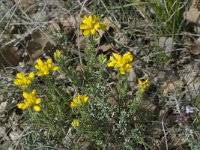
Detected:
left=107, top=52, right=133, bottom=74
left=71, top=119, right=79, bottom=129
left=80, top=15, right=106, bottom=36
left=54, top=50, right=63, bottom=60
left=138, top=79, right=149, bottom=92
left=35, top=58, right=59, bottom=76
left=70, top=93, right=89, bottom=109
left=17, top=89, right=41, bottom=111
left=14, top=72, right=35, bottom=90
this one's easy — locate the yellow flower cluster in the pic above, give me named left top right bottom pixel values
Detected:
left=54, top=50, right=63, bottom=60
left=71, top=119, right=79, bottom=129
left=70, top=93, right=89, bottom=109
left=35, top=58, right=59, bottom=76
left=17, top=90, right=41, bottom=111
left=14, top=72, right=35, bottom=90
left=138, top=79, right=149, bottom=92
left=107, top=52, right=133, bottom=74
left=70, top=94, right=89, bottom=128
left=14, top=57, right=59, bottom=112
left=80, top=15, right=106, bottom=36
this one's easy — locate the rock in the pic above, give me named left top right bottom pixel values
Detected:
left=180, top=61, right=200, bottom=99
left=0, top=127, right=6, bottom=138
left=9, top=131, right=20, bottom=141
left=159, top=37, right=173, bottom=56
left=0, top=94, right=3, bottom=103
left=0, top=101, right=7, bottom=114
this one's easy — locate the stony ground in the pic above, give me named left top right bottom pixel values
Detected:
left=0, top=0, right=200, bottom=149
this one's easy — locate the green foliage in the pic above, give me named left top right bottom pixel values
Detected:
left=152, top=47, right=168, bottom=68
left=69, top=36, right=148, bottom=149
left=14, top=31, right=152, bottom=149
left=116, top=0, right=187, bottom=35
left=150, top=0, right=187, bottom=35
left=190, top=137, right=200, bottom=150
left=192, top=96, right=200, bottom=129
left=8, top=1, right=198, bottom=149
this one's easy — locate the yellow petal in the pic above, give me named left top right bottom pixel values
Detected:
left=23, top=92, right=29, bottom=99
left=29, top=72, right=35, bottom=79
left=83, top=96, right=89, bottom=103
left=37, top=72, right=44, bottom=76
left=71, top=119, right=79, bottom=128
left=26, top=80, right=31, bottom=85
left=36, top=58, right=43, bottom=66
left=35, top=98, right=41, bottom=104
left=35, top=64, right=41, bottom=69
left=91, top=29, right=96, bottom=35
left=144, top=79, right=149, bottom=86
left=14, top=79, right=20, bottom=85
left=94, top=23, right=100, bottom=30
left=124, top=64, right=132, bottom=72
left=70, top=102, right=77, bottom=108
left=47, top=58, right=52, bottom=64
left=32, top=89, right=37, bottom=96
left=113, top=53, right=121, bottom=60
left=109, top=56, right=116, bottom=62
left=88, top=15, right=93, bottom=22
left=52, top=66, right=59, bottom=71
left=80, top=24, right=88, bottom=30
left=107, top=61, right=116, bottom=67
left=17, top=103, right=24, bottom=109
left=119, top=68, right=126, bottom=75
left=93, top=15, right=99, bottom=22
left=123, top=52, right=133, bottom=62
left=17, top=102, right=29, bottom=109
left=138, top=79, right=143, bottom=87
left=44, top=70, right=49, bottom=75
left=16, top=73, right=24, bottom=79
left=77, top=93, right=81, bottom=100
left=33, top=105, right=41, bottom=111
left=82, top=16, right=89, bottom=24
left=83, top=30, right=90, bottom=36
